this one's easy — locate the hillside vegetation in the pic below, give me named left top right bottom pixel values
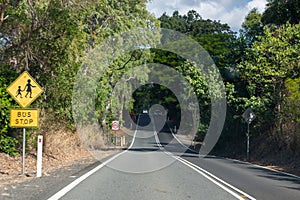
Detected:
left=0, top=0, right=299, bottom=169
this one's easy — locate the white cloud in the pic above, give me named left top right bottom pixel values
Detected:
left=247, top=0, right=267, bottom=12
left=146, top=0, right=267, bottom=31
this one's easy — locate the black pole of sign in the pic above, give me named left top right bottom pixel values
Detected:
left=242, top=108, right=256, bottom=161
left=247, top=122, right=250, bottom=161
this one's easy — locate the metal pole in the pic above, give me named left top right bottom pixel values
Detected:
left=115, top=131, right=117, bottom=146
left=22, top=128, right=26, bottom=175
left=247, top=122, right=250, bottom=161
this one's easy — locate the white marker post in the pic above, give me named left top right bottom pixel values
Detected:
left=37, top=135, right=43, bottom=177
left=121, top=136, right=126, bottom=147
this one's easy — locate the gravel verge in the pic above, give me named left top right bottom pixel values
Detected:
left=0, top=150, right=120, bottom=200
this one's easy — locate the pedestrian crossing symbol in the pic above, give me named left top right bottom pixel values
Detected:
left=7, top=71, right=44, bottom=108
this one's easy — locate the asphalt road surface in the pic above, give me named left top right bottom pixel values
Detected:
left=45, top=119, right=300, bottom=200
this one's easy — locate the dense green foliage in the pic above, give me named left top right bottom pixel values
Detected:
left=262, top=0, right=300, bottom=25
left=241, top=8, right=264, bottom=46
left=237, top=23, right=299, bottom=152
left=0, top=0, right=299, bottom=157
left=159, top=10, right=240, bottom=75
left=0, top=69, right=19, bottom=155
left=150, top=8, right=300, bottom=155
left=0, top=0, right=158, bottom=154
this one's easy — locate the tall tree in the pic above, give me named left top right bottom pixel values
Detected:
left=238, top=23, right=300, bottom=139
left=159, top=10, right=240, bottom=81
left=0, top=0, right=159, bottom=153
left=0, top=0, right=158, bottom=123
left=241, top=8, right=264, bottom=46
left=283, top=78, right=300, bottom=152
left=262, top=0, right=300, bottom=26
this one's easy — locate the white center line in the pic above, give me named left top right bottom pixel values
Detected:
left=153, top=131, right=256, bottom=200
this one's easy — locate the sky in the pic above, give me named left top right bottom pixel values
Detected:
left=146, top=0, right=267, bottom=31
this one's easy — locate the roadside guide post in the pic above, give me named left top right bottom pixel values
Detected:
left=37, top=135, right=43, bottom=177
left=6, top=71, right=43, bottom=175
left=242, top=108, right=256, bottom=161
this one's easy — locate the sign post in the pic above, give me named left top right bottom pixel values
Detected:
left=247, top=122, right=250, bottom=161
left=242, top=108, right=256, bottom=160
left=112, top=121, right=120, bottom=145
left=6, top=71, right=43, bottom=175
left=22, top=128, right=26, bottom=175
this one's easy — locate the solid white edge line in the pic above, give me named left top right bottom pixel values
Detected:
left=175, top=157, right=245, bottom=200
left=171, top=124, right=300, bottom=181
left=170, top=125, right=300, bottom=183
left=168, top=122, right=300, bottom=181
left=175, top=156, right=256, bottom=200
left=47, top=129, right=138, bottom=200
left=154, top=131, right=256, bottom=200
left=128, top=127, right=137, bottom=149
left=153, top=131, right=173, bottom=157
left=168, top=127, right=199, bottom=154
left=227, top=158, right=300, bottom=180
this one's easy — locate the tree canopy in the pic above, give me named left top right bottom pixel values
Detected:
left=0, top=0, right=159, bottom=154
left=262, top=0, right=300, bottom=26
left=0, top=1, right=299, bottom=158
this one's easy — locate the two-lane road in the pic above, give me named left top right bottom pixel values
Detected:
left=46, top=128, right=248, bottom=200
left=45, top=126, right=300, bottom=200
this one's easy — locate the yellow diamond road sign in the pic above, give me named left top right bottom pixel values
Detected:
left=7, top=71, right=43, bottom=108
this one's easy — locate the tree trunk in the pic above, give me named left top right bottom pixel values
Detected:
left=276, top=81, right=284, bottom=143
left=118, top=90, right=125, bottom=126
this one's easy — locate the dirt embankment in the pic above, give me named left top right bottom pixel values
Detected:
left=0, top=123, right=124, bottom=188
left=209, top=134, right=300, bottom=177
left=249, top=135, right=300, bottom=176
left=0, top=127, right=91, bottom=185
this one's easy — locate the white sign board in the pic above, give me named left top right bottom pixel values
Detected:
left=112, top=120, right=119, bottom=131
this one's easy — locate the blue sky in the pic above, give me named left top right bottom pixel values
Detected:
left=146, top=0, right=267, bottom=31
